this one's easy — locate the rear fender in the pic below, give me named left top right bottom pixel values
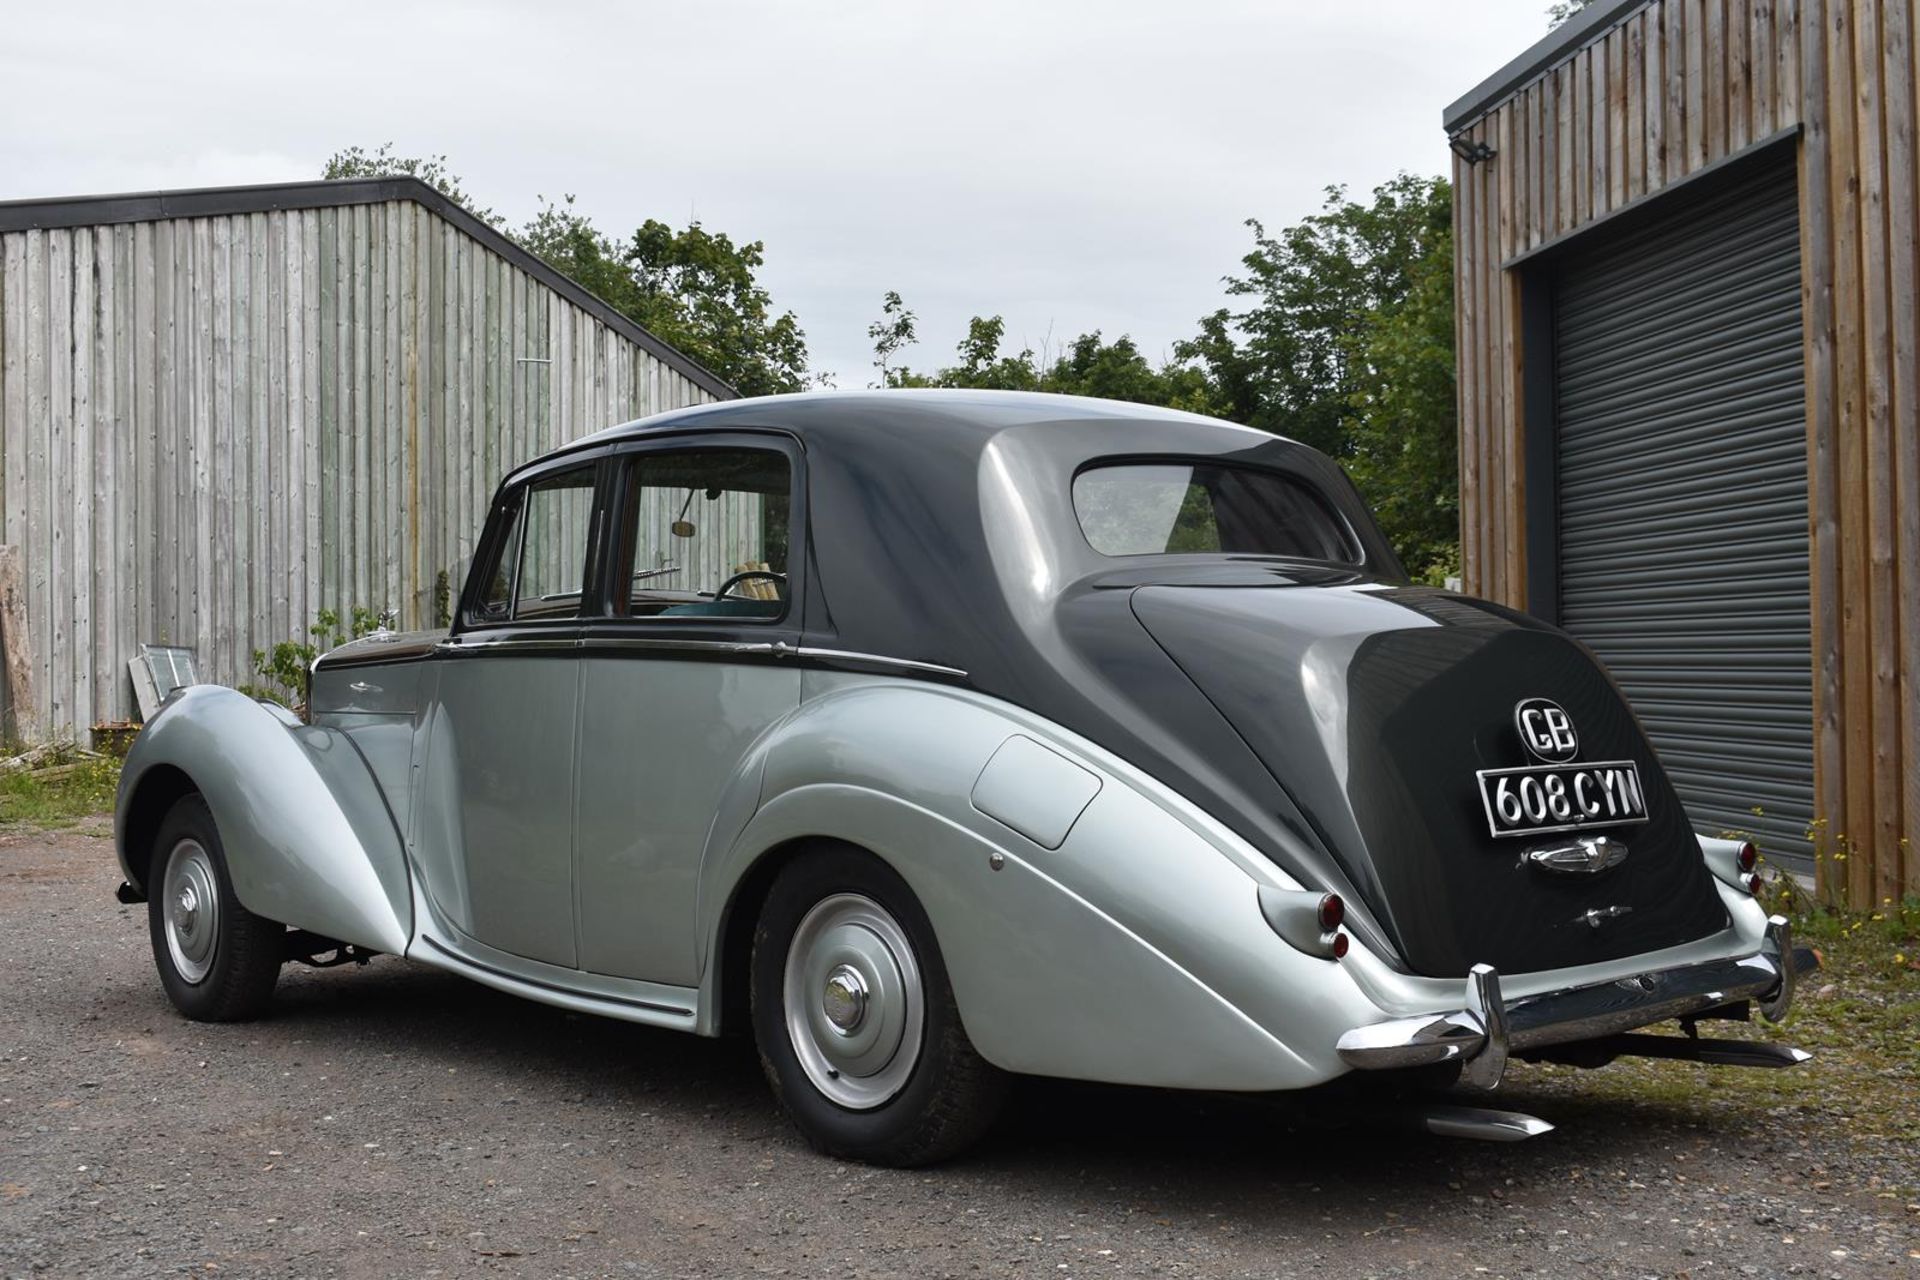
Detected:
left=695, top=677, right=1357, bottom=1091
left=114, top=684, right=411, bottom=954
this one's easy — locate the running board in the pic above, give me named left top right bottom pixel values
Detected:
left=1416, top=1104, right=1556, bottom=1142
left=1524, top=1032, right=1813, bottom=1070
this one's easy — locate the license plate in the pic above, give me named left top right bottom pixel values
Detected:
left=1475, top=760, right=1650, bottom=839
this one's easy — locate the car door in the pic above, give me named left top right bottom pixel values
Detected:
left=572, top=433, right=806, bottom=984
left=414, top=451, right=609, bottom=969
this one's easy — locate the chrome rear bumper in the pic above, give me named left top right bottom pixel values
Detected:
left=1336, top=915, right=1818, bottom=1086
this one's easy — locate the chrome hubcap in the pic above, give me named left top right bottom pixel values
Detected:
left=783, top=893, right=923, bottom=1110
left=822, top=964, right=869, bottom=1032
left=162, top=839, right=220, bottom=985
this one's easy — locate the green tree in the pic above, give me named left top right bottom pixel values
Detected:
left=1345, top=215, right=1458, bottom=580
left=872, top=298, right=1210, bottom=409
left=867, top=290, right=918, bottom=386
left=322, top=143, right=502, bottom=227
left=1178, top=175, right=1456, bottom=575
left=514, top=194, right=641, bottom=315
left=515, top=196, right=814, bottom=397
left=323, top=149, right=813, bottom=396
left=1547, top=0, right=1596, bottom=28
left=619, top=217, right=812, bottom=397
left=941, top=316, right=1045, bottom=390
left=1180, top=175, right=1446, bottom=458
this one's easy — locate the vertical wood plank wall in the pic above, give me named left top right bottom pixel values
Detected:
left=0, top=199, right=716, bottom=741
left=1453, top=0, right=1920, bottom=903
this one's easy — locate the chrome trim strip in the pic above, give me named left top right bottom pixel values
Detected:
left=436, top=637, right=581, bottom=654
left=794, top=647, right=968, bottom=680
left=578, top=636, right=782, bottom=658
left=416, top=935, right=693, bottom=1018
left=427, top=636, right=966, bottom=676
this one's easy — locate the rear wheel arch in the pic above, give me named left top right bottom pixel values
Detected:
left=714, top=835, right=959, bottom=1037
left=121, top=764, right=199, bottom=895
left=714, top=835, right=857, bottom=1037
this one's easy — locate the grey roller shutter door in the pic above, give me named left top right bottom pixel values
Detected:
left=1552, top=153, right=1813, bottom=865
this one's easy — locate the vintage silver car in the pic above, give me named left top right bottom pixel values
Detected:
left=113, top=390, right=1816, bottom=1164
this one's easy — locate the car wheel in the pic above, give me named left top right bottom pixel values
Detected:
left=751, top=844, right=1007, bottom=1166
left=146, top=793, right=283, bottom=1021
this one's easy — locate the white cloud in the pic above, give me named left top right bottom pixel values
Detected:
left=0, top=0, right=1556, bottom=390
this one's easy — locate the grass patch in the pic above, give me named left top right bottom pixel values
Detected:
left=1509, top=895, right=1920, bottom=1173
left=0, top=748, right=121, bottom=828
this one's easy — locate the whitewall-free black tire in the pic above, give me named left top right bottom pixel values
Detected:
left=146, top=793, right=283, bottom=1021
left=751, top=844, right=1007, bottom=1166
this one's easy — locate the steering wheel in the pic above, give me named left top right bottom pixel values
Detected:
left=713, top=570, right=788, bottom=601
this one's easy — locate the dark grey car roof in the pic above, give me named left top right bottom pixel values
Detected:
left=529, top=388, right=1265, bottom=471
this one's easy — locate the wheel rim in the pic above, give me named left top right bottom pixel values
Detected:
left=162, top=839, right=221, bottom=985
left=782, top=892, right=924, bottom=1110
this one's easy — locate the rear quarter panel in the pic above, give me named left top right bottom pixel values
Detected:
left=696, top=674, right=1381, bottom=1090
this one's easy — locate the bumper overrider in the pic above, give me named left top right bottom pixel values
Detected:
left=1336, top=915, right=1820, bottom=1088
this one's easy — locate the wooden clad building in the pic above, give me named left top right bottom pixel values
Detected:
left=0, top=177, right=731, bottom=745
left=1445, top=0, right=1917, bottom=903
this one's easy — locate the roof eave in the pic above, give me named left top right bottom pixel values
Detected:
left=1443, top=0, right=1654, bottom=134
left=0, top=176, right=737, bottom=401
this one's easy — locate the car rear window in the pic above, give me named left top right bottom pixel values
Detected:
left=1072, top=462, right=1356, bottom=562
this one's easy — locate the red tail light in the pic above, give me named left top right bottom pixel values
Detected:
left=1331, top=931, right=1350, bottom=959
left=1738, top=842, right=1758, bottom=873
left=1318, top=894, right=1345, bottom=932
left=1747, top=873, right=1763, bottom=895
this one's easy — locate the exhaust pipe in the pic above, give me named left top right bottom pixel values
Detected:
left=1415, top=1103, right=1555, bottom=1142
left=1525, top=1031, right=1812, bottom=1070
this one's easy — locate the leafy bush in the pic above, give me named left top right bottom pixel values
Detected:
left=239, top=606, right=385, bottom=711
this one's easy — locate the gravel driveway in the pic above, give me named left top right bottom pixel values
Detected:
left=3, top=823, right=1915, bottom=1279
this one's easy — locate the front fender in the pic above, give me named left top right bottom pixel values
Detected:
left=696, top=678, right=1381, bottom=1091
left=115, top=685, right=411, bottom=954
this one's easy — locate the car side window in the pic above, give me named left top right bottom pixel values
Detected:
left=512, top=466, right=599, bottom=620
left=470, top=464, right=600, bottom=625
left=616, top=448, right=792, bottom=622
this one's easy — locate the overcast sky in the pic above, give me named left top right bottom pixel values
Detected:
left=2, top=0, right=1554, bottom=389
